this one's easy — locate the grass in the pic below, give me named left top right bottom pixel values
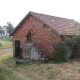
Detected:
left=0, top=68, right=22, bottom=80
left=2, top=54, right=80, bottom=80
left=0, top=49, right=12, bottom=58
left=0, top=36, right=12, bottom=49
left=0, top=50, right=23, bottom=80
left=0, top=41, right=12, bottom=49
left=0, top=48, right=80, bottom=80
left=0, top=37, right=12, bottom=42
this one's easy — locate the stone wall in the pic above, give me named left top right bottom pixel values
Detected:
left=22, top=43, right=33, bottom=59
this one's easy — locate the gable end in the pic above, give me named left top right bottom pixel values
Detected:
left=10, top=11, right=61, bottom=36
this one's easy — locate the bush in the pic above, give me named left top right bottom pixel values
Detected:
left=64, top=36, right=80, bottom=58
left=50, top=42, right=68, bottom=63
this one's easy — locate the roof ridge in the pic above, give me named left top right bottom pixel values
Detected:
left=30, top=11, right=75, bottom=21
left=10, top=11, right=76, bottom=36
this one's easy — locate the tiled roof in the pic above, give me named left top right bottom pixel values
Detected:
left=11, top=11, right=80, bottom=36
left=31, top=12, right=76, bottom=35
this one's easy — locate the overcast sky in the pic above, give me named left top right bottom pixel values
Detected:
left=0, top=0, right=80, bottom=27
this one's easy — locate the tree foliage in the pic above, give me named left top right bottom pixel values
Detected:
left=0, top=26, right=5, bottom=36
left=4, top=22, right=14, bottom=36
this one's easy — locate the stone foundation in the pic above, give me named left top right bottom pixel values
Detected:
left=22, top=43, right=33, bottom=59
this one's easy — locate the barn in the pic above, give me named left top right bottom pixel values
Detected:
left=10, top=11, right=75, bottom=59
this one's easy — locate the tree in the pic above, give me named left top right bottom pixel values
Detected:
left=4, top=22, right=14, bottom=36
left=0, top=26, right=5, bottom=36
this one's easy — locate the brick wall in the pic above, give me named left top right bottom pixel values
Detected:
left=12, top=15, right=62, bottom=55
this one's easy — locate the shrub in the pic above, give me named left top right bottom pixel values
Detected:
left=50, top=42, right=68, bottom=63
left=64, top=36, right=80, bottom=58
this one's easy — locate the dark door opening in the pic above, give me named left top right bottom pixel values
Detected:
left=15, top=40, right=20, bottom=57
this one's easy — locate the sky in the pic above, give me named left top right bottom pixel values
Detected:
left=0, top=0, right=80, bottom=27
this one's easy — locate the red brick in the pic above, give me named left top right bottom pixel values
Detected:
left=12, top=16, right=62, bottom=55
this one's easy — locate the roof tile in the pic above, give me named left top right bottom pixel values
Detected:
left=31, top=12, right=76, bottom=35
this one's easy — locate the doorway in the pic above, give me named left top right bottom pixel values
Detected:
left=15, top=40, right=20, bottom=57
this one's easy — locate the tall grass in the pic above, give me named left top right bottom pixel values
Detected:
left=0, top=37, right=12, bottom=42
left=0, top=42, right=2, bottom=46
left=0, top=68, right=21, bottom=80
left=0, top=37, right=12, bottom=49
left=0, top=42, right=12, bottom=49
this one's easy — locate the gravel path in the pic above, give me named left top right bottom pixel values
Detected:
left=0, top=40, right=6, bottom=42
left=0, top=48, right=12, bottom=67
left=0, top=48, right=12, bottom=53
